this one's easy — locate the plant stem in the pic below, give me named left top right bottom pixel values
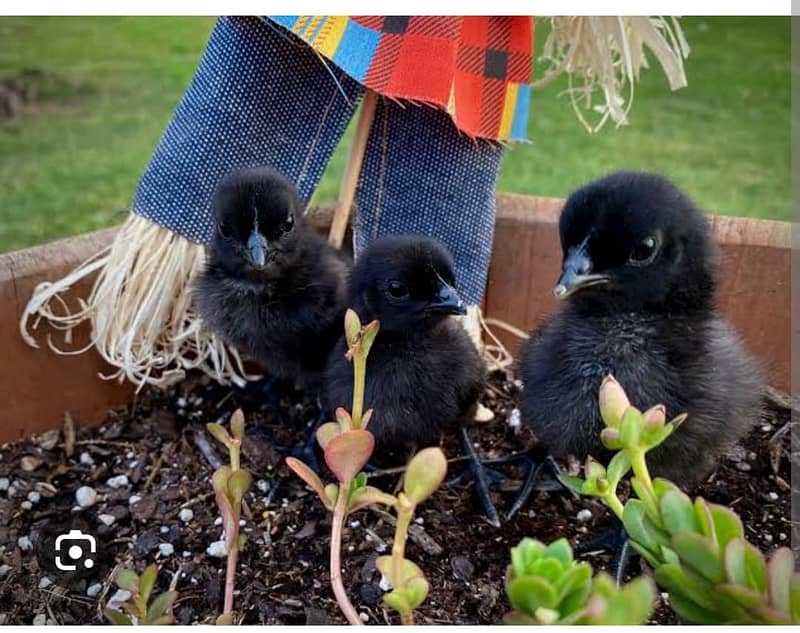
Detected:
left=401, top=612, right=415, bottom=625
left=605, top=493, right=625, bottom=521
left=391, top=507, right=413, bottom=587
left=330, top=482, right=362, bottom=626
left=629, top=449, right=653, bottom=493
left=230, top=443, right=240, bottom=472
left=351, top=356, right=365, bottom=429
left=223, top=539, right=238, bottom=615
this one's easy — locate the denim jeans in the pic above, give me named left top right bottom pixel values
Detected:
left=132, top=16, right=503, bottom=304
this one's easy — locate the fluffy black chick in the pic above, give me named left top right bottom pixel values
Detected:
left=519, top=171, right=763, bottom=485
left=194, top=167, right=351, bottom=391
left=322, top=235, right=486, bottom=451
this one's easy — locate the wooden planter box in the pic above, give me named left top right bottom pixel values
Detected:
left=0, top=194, right=791, bottom=445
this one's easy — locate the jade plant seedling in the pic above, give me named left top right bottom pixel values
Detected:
left=561, top=375, right=800, bottom=625
left=104, top=564, right=177, bottom=625
left=286, top=309, right=448, bottom=625
left=206, top=409, right=253, bottom=625
left=504, top=537, right=655, bottom=625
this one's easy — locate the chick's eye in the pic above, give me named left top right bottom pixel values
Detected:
left=629, top=235, right=659, bottom=266
left=386, top=280, right=409, bottom=299
left=282, top=215, right=294, bottom=232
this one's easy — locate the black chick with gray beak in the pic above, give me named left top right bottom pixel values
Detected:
left=323, top=236, right=501, bottom=522
left=194, top=167, right=351, bottom=392
left=515, top=171, right=763, bottom=579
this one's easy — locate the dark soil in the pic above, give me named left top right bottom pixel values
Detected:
left=0, top=371, right=791, bottom=625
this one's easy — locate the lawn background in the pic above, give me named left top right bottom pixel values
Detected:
left=0, top=16, right=791, bottom=253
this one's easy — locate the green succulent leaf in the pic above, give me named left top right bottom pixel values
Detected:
left=316, top=422, right=341, bottom=450
left=325, top=483, right=339, bottom=507
left=510, top=538, right=546, bottom=577
left=323, top=429, right=375, bottom=483
left=383, top=589, right=412, bottom=616
left=659, top=489, right=698, bottom=536
left=229, top=409, right=245, bottom=440
left=503, top=610, right=538, bottom=625
left=507, top=576, right=559, bottom=614
left=789, top=573, right=800, bottom=622
left=138, top=564, right=158, bottom=604
left=630, top=477, right=661, bottom=525
left=334, top=407, right=353, bottom=431
left=376, top=556, right=424, bottom=588
left=671, top=532, right=724, bottom=584
left=606, top=451, right=631, bottom=487
left=146, top=590, right=177, bottom=622
left=285, top=457, right=333, bottom=511
left=206, top=422, right=231, bottom=448
left=655, top=563, right=735, bottom=617
left=399, top=576, right=430, bottom=610
left=692, top=497, right=715, bottom=542
left=666, top=591, right=721, bottom=625
left=228, top=469, right=252, bottom=504
left=360, top=320, right=380, bottom=357
left=344, top=309, right=362, bottom=346
left=403, top=447, right=448, bottom=505
left=619, top=406, right=643, bottom=447
left=628, top=540, right=663, bottom=569
left=716, top=583, right=767, bottom=609
left=115, top=569, right=139, bottom=593
left=528, top=557, right=564, bottom=584
left=104, top=609, right=134, bottom=626
left=543, top=538, right=573, bottom=567
left=767, top=547, right=794, bottom=616
left=709, top=502, right=745, bottom=548
left=215, top=614, right=234, bottom=625
left=598, top=375, right=630, bottom=429
left=623, top=499, right=670, bottom=556
left=557, top=474, right=588, bottom=496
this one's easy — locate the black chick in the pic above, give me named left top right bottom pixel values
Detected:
left=323, top=235, right=486, bottom=451
left=194, top=167, right=351, bottom=392
left=519, top=171, right=763, bottom=485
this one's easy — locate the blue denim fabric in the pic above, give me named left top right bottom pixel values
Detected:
left=131, top=17, right=504, bottom=303
left=353, top=100, right=503, bottom=305
left=132, top=17, right=363, bottom=243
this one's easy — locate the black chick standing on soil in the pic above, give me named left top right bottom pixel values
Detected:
left=519, top=171, right=762, bottom=485
left=322, top=236, right=500, bottom=522
left=194, top=166, right=351, bottom=393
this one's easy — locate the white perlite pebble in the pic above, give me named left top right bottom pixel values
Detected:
left=75, top=486, right=98, bottom=507
left=32, top=614, right=47, bottom=626
left=160, top=526, right=170, bottom=534
left=107, top=589, right=132, bottom=612
left=206, top=541, right=227, bottom=558
left=177, top=397, right=187, bottom=408
left=158, top=543, right=175, bottom=557
left=79, top=452, right=95, bottom=465
left=0, top=477, right=9, bottom=491
left=768, top=492, right=779, bottom=501
left=0, top=564, right=10, bottom=577
left=179, top=508, right=194, bottom=523
left=17, top=536, right=33, bottom=551
left=98, top=514, right=116, bottom=527
left=21, top=501, right=32, bottom=511
left=257, top=479, right=269, bottom=493
left=508, top=408, right=522, bottom=428
left=27, top=491, right=41, bottom=504
left=86, top=583, right=103, bottom=598
left=38, top=577, right=53, bottom=589
left=129, top=495, right=142, bottom=505
left=214, top=517, right=223, bottom=526
left=379, top=576, right=393, bottom=591
left=106, top=475, right=129, bottom=489
left=577, top=509, right=593, bottom=523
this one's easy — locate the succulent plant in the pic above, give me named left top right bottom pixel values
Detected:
left=104, top=564, right=177, bottom=625
left=562, top=375, right=800, bottom=625
left=286, top=309, right=448, bottom=625
left=207, top=409, right=253, bottom=623
left=504, top=538, right=655, bottom=625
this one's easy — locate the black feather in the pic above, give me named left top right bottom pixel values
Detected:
left=194, top=167, right=351, bottom=390
left=323, top=235, right=486, bottom=450
left=519, top=171, right=763, bottom=484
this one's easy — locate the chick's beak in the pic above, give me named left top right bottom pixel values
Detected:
left=427, top=283, right=467, bottom=316
left=247, top=230, right=269, bottom=269
left=554, top=241, right=609, bottom=300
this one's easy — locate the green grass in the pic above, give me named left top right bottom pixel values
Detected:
left=0, top=16, right=791, bottom=253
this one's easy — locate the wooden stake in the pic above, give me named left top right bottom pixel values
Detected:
left=328, top=89, right=378, bottom=248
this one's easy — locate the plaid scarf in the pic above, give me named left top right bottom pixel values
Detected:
left=268, top=16, right=534, bottom=142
